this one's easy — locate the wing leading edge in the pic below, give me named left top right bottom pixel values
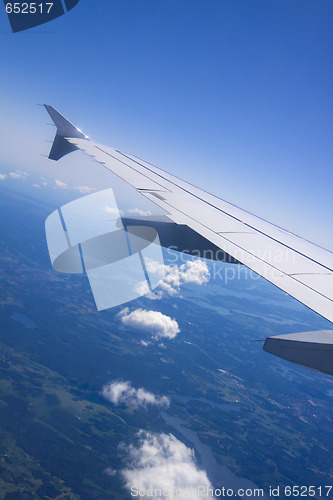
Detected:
left=44, top=105, right=333, bottom=374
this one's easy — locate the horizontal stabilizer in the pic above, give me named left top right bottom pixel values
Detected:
left=264, top=330, right=333, bottom=375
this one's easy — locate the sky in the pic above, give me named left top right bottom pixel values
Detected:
left=0, top=0, right=332, bottom=249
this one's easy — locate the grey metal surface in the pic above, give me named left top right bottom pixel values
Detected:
left=264, top=331, right=333, bottom=375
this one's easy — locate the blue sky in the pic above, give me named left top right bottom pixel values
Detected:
left=1, top=0, right=332, bottom=249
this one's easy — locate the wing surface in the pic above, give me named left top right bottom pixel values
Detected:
left=44, top=105, right=333, bottom=324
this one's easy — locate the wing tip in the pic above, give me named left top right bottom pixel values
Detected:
left=44, top=105, right=87, bottom=161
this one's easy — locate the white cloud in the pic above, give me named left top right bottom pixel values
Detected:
left=53, top=179, right=95, bottom=194
left=54, top=179, right=68, bottom=189
left=118, top=308, right=180, bottom=340
left=105, top=467, right=117, bottom=477
left=33, top=184, right=40, bottom=188
left=103, top=206, right=124, bottom=216
left=75, top=185, right=95, bottom=194
left=142, top=259, right=210, bottom=299
left=120, top=431, right=213, bottom=499
left=133, top=281, right=163, bottom=300
left=128, top=208, right=152, bottom=217
left=162, top=259, right=210, bottom=291
left=1, top=171, right=30, bottom=181
left=102, top=381, right=169, bottom=409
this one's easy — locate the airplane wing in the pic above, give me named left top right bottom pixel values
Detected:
left=44, top=105, right=333, bottom=375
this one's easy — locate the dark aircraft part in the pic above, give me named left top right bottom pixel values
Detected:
left=48, top=134, right=79, bottom=161
left=4, top=0, right=80, bottom=33
left=65, top=0, right=80, bottom=11
left=264, top=330, right=333, bottom=376
left=122, top=216, right=241, bottom=264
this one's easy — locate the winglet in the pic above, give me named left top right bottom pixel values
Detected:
left=44, top=105, right=88, bottom=161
